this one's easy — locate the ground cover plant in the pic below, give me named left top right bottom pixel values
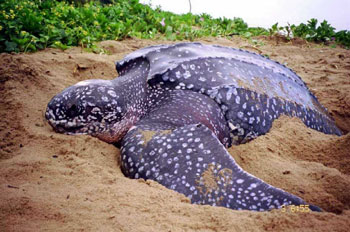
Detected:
left=1, top=0, right=349, bottom=53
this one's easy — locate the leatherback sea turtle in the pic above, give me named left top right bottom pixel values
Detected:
left=46, top=43, right=341, bottom=212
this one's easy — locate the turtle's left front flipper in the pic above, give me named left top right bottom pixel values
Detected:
left=121, top=122, right=321, bottom=212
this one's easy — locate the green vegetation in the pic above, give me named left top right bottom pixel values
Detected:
left=270, top=19, right=350, bottom=48
left=1, top=0, right=349, bottom=53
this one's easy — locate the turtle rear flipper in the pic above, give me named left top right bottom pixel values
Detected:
left=121, top=122, right=321, bottom=212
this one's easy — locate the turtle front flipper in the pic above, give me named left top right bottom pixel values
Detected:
left=121, top=122, right=321, bottom=212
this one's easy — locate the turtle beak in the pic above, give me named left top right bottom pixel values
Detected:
left=45, top=108, right=58, bottom=131
left=53, top=124, right=85, bottom=134
left=52, top=124, right=67, bottom=134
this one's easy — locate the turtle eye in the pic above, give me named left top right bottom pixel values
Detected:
left=67, top=104, right=79, bottom=117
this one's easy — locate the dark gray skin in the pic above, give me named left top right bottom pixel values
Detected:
left=46, top=43, right=341, bottom=212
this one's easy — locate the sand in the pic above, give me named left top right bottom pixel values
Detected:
left=0, top=37, right=349, bottom=231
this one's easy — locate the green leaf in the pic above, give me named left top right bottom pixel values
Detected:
left=5, top=41, right=17, bottom=52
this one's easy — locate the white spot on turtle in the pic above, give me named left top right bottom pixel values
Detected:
left=175, top=71, right=181, bottom=78
left=183, top=71, right=191, bottom=79
left=199, top=77, right=206, bottom=82
left=107, top=90, right=117, bottom=97
left=235, top=96, right=240, bottom=104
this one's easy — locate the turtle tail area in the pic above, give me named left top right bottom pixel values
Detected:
left=121, top=122, right=321, bottom=212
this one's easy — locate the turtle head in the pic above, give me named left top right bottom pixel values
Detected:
left=45, top=79, right=135, bottom=143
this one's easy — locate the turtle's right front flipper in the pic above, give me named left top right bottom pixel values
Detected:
left=121, top=122, right=321, bottom=212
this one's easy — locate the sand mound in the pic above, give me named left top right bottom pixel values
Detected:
left=1, top=37, right=349, bottom=231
